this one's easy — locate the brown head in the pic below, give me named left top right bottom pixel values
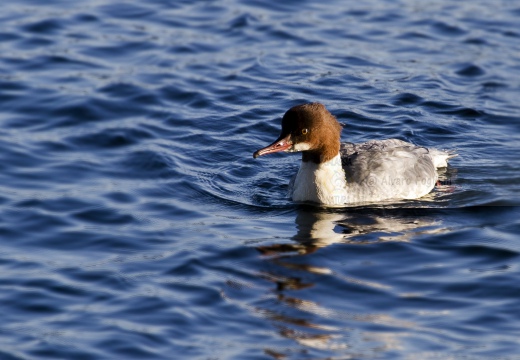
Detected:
left=253, top=103, right=342, bottom=163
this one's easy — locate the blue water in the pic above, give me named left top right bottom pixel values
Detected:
left=1, top=0, right=519, bottom=358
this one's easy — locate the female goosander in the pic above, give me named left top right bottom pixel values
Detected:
left=253, top=103, right=455, bottom=206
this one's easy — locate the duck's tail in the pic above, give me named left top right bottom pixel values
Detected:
left=430, top=149, right=458, bottom=168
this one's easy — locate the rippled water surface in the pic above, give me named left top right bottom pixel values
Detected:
left=1, top=0, right=519, bottom=358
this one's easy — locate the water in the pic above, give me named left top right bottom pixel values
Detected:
left=0, top=0, right=519, bottom=358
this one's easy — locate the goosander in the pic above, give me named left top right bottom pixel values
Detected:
left=253, top=103, right=456, bottom=206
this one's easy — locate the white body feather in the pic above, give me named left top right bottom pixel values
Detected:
left=290, top=139, right=454, bottom=206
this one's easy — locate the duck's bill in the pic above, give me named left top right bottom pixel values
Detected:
left=253, top=135, right=292, bottom=158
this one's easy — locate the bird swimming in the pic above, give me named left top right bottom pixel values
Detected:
left=253, top=103, right=455, bottom=206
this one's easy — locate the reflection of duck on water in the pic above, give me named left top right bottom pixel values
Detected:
left=256, top=208, right=447, bottom=357
left=257, top=208, right=446, bottom=256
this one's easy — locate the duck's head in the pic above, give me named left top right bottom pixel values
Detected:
left=253, top=103, right=342, bottom=163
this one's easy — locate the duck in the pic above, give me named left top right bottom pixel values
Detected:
left=253, top=103, right=456, bottom=206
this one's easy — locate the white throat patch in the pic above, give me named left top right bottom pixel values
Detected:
left=290, top=142, right=312, bottom=152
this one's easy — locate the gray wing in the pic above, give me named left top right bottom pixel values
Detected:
left=340, top=139, right=438, bottom=201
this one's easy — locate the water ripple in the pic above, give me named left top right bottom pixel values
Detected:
left=0, top=0, right=519, bottom=359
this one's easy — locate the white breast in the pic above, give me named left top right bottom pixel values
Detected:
left=291, top=154, right=349, bottom=205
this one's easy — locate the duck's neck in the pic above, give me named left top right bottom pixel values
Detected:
left=292, top=153, right=348, bottom=205
left=302, top=134, right=341, bottom=164
left=301, top=140, right=340, bottom=164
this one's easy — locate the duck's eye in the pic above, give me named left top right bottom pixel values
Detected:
left=301, top=128, right=308, bottom=135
